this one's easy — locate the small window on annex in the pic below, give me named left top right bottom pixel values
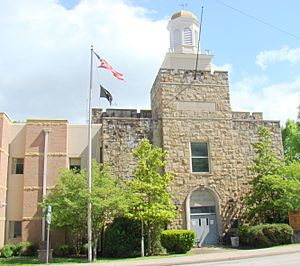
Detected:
left=69, top=158, right=81, bottom=172
left=12, top=158, right=24, bottom=174
left=191, top=143, right=209, bottom=173
left=9, top=221, right=22, bottom=239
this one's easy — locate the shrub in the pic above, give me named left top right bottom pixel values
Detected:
left=14, top=242, right=32, bottom=256
left=161, top=230, right=195, bottom=254
left=239, top=224, right=293, bottom=248
left=26, top=243, right=38, bottom=256
left=55, top=244, right=70, bottom=257
left=1, top=244, right=16, bottom=258
left=103, top=216, right=145, bottom=258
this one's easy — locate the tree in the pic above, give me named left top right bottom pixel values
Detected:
left=282, top=119, right=300, bottom=162
left=283, top=161, right=300, bottom=181
left=245, top=126, right=300, bottom=223
left=251, top=126, right=283, bottom=182
left=127, top=139, right=176, bottom=256
left=44, top=161, right=127, bottom=260
left=245, top=174, right=300, bottom=223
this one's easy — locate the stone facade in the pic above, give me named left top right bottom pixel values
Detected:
left=100, top=109, right=153, bottom=179
left=90, top=68, right=282, bottom=241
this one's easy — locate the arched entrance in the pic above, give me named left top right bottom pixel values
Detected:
left=186, top=187, right=220, bottom=246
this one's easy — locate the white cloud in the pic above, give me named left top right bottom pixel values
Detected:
left=231, top=75, right=300, bottom=125
left=0, top=0, right=168, bottom=123
left=256, top=45, right=300, bottom=69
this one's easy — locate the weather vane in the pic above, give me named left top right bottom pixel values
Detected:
left=179, top=3, right=188, bottom=9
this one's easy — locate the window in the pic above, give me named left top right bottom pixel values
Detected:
left=69, top=158, right=81, bottom=172
left=190, top=206, right=215, bottom=214
left=9, top=221, right=22, bottom=238
left=184, top=27, right=192, bottom=45
left=12, top=158, right=24, bottom=174
left=191, top=143, right=209, bottom=172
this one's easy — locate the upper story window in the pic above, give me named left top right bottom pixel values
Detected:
left=69, top=158, right=81, bottom=173
left=12, top=158, right=24, bottom=174
left=191, top=143, right=209, bottom=173
left=184, top=27, right=192, bottom=45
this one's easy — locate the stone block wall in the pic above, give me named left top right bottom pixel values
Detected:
left=150, top=68, right=284, bottom=236
left=232, top=119, right=283, bottom=203
left=100, top=110, right=153, bottom=180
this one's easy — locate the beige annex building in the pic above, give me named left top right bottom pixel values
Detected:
left=0, top=10, right=283, bottom=248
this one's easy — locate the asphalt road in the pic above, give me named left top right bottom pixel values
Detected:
left=176, top=252, right=300, bottom=266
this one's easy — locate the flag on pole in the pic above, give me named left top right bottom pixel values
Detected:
left=100, top=85, right=113, bottom=105
left=93, top=51, right=125, bottom=81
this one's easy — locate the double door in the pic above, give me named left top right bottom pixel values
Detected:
left=190, top=214, right=218, bottom=246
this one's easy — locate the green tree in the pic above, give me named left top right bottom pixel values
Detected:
left=44, top=161, right=127, bottom=260
left=283, top=161, right=300, bottom=181
left=245, top=174, right=300, bottom=223
left=127, top=139, right=176, bottom=256
left=282, top=119, right=300, bottom=162
left=251, top=126, right=283, bottom=182
left=245, top=126, right=300, bottom=223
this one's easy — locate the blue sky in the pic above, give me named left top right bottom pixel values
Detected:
left=0, top=0, right=299, bottom=124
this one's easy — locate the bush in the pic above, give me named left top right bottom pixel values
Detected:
left=103, top=216, right=145, bottom=258
left=161, top=230, right=195, bottom=254
left=1, top=244, right=16, bottom=258
left=26, top=243, right=38, bottom=256
left=55, top=244, right=70, bottom=257
left=238, top=224, right=293, bottom=248
left=14, top=242, right=32, bottom=256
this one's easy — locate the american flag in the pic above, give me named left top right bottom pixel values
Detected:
left=93, top=51, right=125, bottom=81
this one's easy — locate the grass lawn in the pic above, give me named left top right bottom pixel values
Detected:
left=0, top=253, right=192, bottom=265
left=0, top=257, right=87, bottom=265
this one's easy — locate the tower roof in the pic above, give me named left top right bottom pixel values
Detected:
left=171, top=10, right=198, bottom=21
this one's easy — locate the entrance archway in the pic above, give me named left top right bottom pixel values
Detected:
left=186, top=187, right=220, bottom=246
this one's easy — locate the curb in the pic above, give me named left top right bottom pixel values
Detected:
left=62, top=246, right=300, bottom=266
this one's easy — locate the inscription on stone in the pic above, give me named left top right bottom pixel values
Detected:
left=176, top=102, right=216, bottom=112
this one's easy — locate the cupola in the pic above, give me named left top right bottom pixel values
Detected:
left=161, top=10, right=213, bottom=71
left=168, top=10, right=200, bottom=54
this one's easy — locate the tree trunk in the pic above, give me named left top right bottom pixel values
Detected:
left=93, top=235, right=98, bottom=262
left=147, top=222, right=152, bottom=255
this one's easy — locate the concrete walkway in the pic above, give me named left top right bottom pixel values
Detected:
left=62, top=245, right=300, bottom=266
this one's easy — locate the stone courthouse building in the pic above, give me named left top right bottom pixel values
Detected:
left=0, top=10, right=283, bottom=248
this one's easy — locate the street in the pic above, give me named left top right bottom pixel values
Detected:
left=176, top=252, right=300, bottom=266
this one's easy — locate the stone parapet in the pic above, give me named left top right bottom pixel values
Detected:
left=92, top=108, right=152, bottom=124
left=232, top=112, right=263, bottom=120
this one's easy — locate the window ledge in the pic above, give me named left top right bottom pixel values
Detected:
left=191, top=172, right=213, bottom=176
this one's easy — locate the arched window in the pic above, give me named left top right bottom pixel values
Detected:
left=174, top=29, right=180, bottom=47
left=184, top=27, right=192, bottom=45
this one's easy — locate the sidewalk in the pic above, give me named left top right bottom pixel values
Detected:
left=62, top=245, right=300, bottom=266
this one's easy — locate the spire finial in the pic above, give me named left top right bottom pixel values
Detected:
left=179, top=2, right=187, bottom=10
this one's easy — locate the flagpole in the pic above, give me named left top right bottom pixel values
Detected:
left=87, top=45, right=93, bottom=262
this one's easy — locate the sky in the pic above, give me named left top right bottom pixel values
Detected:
left=0, top=0, right=300, bottom=125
